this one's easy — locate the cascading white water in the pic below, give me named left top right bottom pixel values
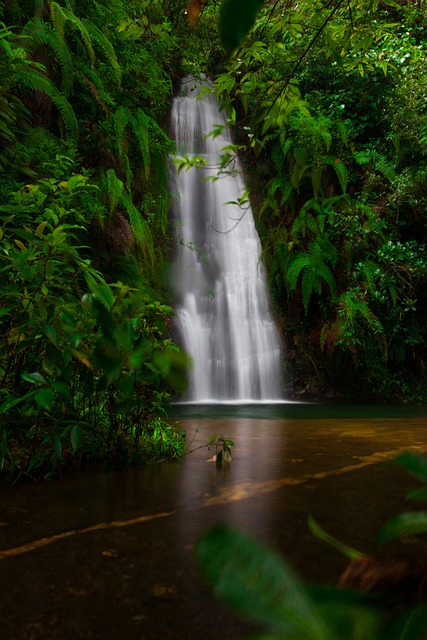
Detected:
left=169, top=77, right=283, bottom=402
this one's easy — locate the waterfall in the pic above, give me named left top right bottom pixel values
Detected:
left=169, top=77, right=283, bottom=403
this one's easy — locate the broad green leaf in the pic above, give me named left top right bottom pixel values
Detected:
left=219, top=0, right=264, bottom=54
left=35, top=388, right=55, bottom=409
left=70, top=424, right=82, bottom=453
left=52, top=434, right=62, bottom=460
left=51, top=380, right=69, bottom=396
left=84, top=272, right=115, bottom=309
left=196, top=524, right=330, bottom=639
left=21, top=372, right=47, bottom=385
left=43, top=324, right=57, bottom=344
left=395, top=452, right=427, bottom=483
left=0, top=390, right=37, bottom=414
left=376, top=512, right=427, bottom=546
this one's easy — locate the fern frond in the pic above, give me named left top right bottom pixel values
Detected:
left=21, top=17, right=49, bottom=50
left=315, top=263, right=336, bottom=296
left=121, top=191, right=154, bottom=266
left=124, top=154, right=132, bottom=192
left=81, top=19, right=121, bottom=86
left=106, top=168, right=124, bottom=215
left=20, top=72, right=78, bottom=144
left=287, top=253, right=310, bottom=290
left=76, top=70, right=109, bottom=115
left=114, top=105, right=131, bottom=163
left=332, top=160, right=348, bottom=194
left=22, top=19, right=74, bottom=97
left=311, top=160, right=323, bottom=198
left=132, top=109, right=151, bottom=179
left=49, top=28, right=73, bottom=95
left=301, top=268, right=316, bottom=313
left=35, top=0, right=45, bottom=18
left=354, top=149, right=396, bottom=182
left=374, top=153, right=396, bottom=182
left=50, top=2, right=95, bottom=65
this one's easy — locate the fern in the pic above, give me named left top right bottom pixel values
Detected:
left=124, top=154, right=132, bottom=192
left=332, top=160, right=348, bottom=194
left=76, top=70, right=109, bottom=115
left=114, top=105, right=131, bottom=164
left=20, top=72, right=78, bottom=144
left=21, top=18, right=74, bottom=96
left=287, top=253, right=310, bottom=291
left=286, top=236, right=337, bottom=313
left=121, top=191, right=154, bottom=267
left=311, top=163, right=323, bottom=198
left=82, top=19, right=121, bottom=87
left=50, top=2, right=96, bottom=65
left=337, top=291, right=387, bottom=358
left=106, top=168, right=124, bottom=215
left=354, top=149, right=396, bottom=182
left=131, top=109, right=151, bottom=179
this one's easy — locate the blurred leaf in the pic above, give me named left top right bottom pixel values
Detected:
left=376, top=512, right=427, bottom=546
left=386, top=603, right=427, bottom=640
left=84, top=272, right=115, bottom=309
left=35, top=388, right=55, bottom=409
left=407, top=487, right=427, bottom=502
left=196, top=523, right=330, bottom=639
left=42, top=324, right=57, bottom=344
left=308, top=514, right=364, bottom=560
left=308, top=586, right=382, bottom=639
left=219, top=0, right=264, bottom=54
left=51, top=380, right=69, bottom=396
left=395, top=452, right=427, bottom=483
left=0, top=390, right=37, bottom=414
left=52, top=433, right=62, bottom=460
left=70, top=424, right=82, bottom=453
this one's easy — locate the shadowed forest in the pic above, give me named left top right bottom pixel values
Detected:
left=1, top=0, right=427, bottom=477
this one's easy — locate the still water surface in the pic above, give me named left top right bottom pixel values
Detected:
left=1, top=405, right=427, bottom=639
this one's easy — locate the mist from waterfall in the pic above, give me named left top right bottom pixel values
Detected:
left=169, top=77, right=283, bottom=403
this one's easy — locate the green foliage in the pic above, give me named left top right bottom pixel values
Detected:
left=287, top=237, right=337, bottom=314
left=376, top=452, right=427, bottom=547
left=0, top=170, right=189, bottom=479
left=219, top=0, right=263, bottom=55
left=197, top=455, right=427, bottom=640
left=0, top=0, right=191, bottom=479
left=200, top=0, right=427, bottom=401
left=197, top=523, right=391, bottom=640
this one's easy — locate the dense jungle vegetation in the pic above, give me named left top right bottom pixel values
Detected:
left=1, top=0, right=427, bottom=479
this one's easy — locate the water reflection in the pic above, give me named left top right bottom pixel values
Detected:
left=2, top=412, right=427, bottom=640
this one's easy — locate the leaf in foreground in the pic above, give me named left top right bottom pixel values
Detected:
left=376, top=512, right=427, bottom=546
left=218, top=0, right=264, bottom=54
left=196, top=523, right=330, bottom=639
left=395, top=452, right=427, bottom=484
